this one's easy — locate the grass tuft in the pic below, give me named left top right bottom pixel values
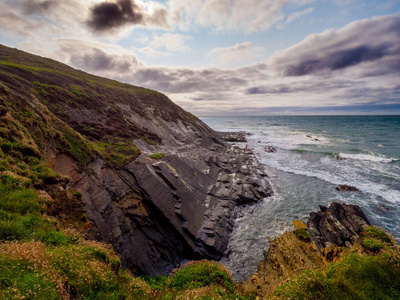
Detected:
left=149, top=153, right=165, bottom=160
left=294, top=228, right=311, bottom=242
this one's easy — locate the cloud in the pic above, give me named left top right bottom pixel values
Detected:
left=21, top=0, right=57, bottom=15
left=0, top=2, right=50, bottom=37
left=286, top=7, right=314, bottom=24
left=136, top=47, right=172, bottom=57
left=197, top=0, right=287, bottom=33
left=87, top=0, right=169, bottom=32
left=208, top=42, right=265, bottom=67
left=269, top=14, right=400, bottom=76
left=52, top=39, right=141, bottom=77
left=150, top=33, right=192, bottom=52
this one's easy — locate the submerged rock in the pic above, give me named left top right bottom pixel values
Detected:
left=264, top=146, right=277, bottom=153
left=336, top=184, right=359, bottom=191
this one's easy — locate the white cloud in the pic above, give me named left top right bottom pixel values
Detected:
left=208, top=42, right=265, bottom=68
left=150, top=33, right=192, bottom=52
left=136, top=47, right=172, bottom=57
left=286, top=7, right=315, bottom=24
left=197, top=0, right=287, bottom=33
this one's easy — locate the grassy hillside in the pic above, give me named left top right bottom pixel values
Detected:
left=0, top=44, right=201, bottom=168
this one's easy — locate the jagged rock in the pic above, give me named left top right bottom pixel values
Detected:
left=219, top=132, right=247, bottom=143
left=264, top=146, right=277, bottom=153
left=307, top=202, right=370, bottom=250
left=336, top=184, right=359, bottom=191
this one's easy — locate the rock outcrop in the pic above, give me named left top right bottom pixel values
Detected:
left=240, top=203, right=374, bottom=298
left=307, top=202, right=370, bottom=250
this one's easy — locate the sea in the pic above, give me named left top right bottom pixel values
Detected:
left=200, top=116, right=400, bottom=281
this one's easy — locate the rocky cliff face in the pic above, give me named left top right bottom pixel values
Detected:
left=0, top=44, right=273, bottom=276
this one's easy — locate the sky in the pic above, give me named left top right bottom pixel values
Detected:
left=0, top=0, right=399, bottom=116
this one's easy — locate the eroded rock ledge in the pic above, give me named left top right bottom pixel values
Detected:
left=58, top=131, right=272, bottom=276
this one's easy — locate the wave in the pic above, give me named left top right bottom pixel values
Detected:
left=258, top=153, right=400, bottom=204
left=339, top=153, right=398, bottom=163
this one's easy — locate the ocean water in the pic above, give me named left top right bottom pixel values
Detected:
left=200, top=116, right=400, bottom=280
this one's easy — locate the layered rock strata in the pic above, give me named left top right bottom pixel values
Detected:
left=56, top=131, right=272, bottom=276
left=307, top=202, right=370, bottom=250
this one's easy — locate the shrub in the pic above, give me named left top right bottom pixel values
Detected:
left=363, top=239, right=385, bottom=252
left=167, top=260, right=235, bottom=293
left=363, top=226, right=393, bottom=245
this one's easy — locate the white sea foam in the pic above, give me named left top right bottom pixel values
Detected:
left=339, top=153, right=397, bottom=163
left=203, top=116, right=400, bottom=280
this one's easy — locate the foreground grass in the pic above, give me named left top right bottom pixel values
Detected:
left=273, top=249, right=400, bottom=299
left=0, top=183, right=250, bottom=299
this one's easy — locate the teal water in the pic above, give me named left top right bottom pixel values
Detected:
left=201, top=116, right=400, bottom=280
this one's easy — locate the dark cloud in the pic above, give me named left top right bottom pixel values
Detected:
left=245, top=86, right=292, bottom=95
left=88, top=0, right=143, bottom=31
left=245, top=80, right=354, bottom=95
left=87, top=0, right=169, bottom=32
left=284, top=45, right=388, bottom=76
left=270, top=14, right=400, bottom=77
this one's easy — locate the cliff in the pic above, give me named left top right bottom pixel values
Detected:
left=0, top=44, right=272, bottom=276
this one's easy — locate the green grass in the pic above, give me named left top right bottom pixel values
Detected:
left=93, top=141, right=141, bottom=167
left=273, top=251, right=400, bottom=299
left=0, top=184, right=79, bottom=246
left=0, top=184, right=39, bottom=214
left=363, top=239, right=385, bottom=252
left=362, top=226, right=393, bottom=245
left=149, top=153, right=165, bottom=160
left=294, top=228, right=311, bottom=242
left=167, top=260, right=235, bottom=293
